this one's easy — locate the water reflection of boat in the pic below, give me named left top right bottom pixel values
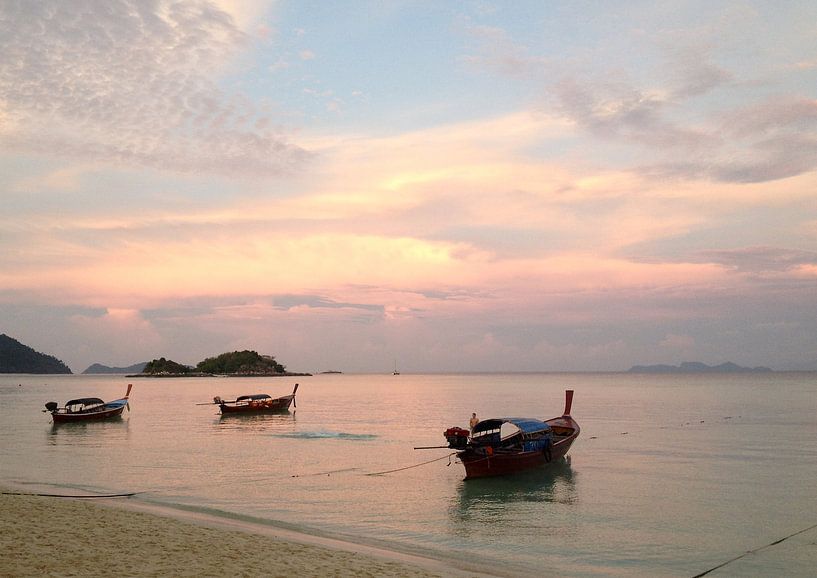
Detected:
left=451, top=459, right=577, bottom=522
left=215, top=411, right=296, bottom=432
left=47, top=417, right=131, bottom=445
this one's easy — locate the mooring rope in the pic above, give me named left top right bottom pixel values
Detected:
left=691, top=522, right=817, bottom=578
left=365, top=452, right=457, bottom=476
left=291, top=467, right=360, bottom=478
left=1, top=491, right=140, bottom=499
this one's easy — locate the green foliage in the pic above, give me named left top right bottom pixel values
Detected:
left=196, top=350, right=286, bottom=375
left=0, top=334, right=72, bottom=374
left=142, top=357, right=191, bottom=374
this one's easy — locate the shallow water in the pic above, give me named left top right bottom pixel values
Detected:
left=2, top=372, right=816, bottom=576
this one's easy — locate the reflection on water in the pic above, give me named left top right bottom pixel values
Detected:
left=450, top=458, right=577, bottom=530
left=47, top=418, right=130, bottom=446
left=213, top=411, right=297, bottom=434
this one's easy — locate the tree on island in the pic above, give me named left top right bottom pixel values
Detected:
left=196, top=350, right=286, bottom=375
left=142, top=357, right=191, bottom=375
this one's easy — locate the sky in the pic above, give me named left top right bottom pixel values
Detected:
left=1, top=0, right=817, bottom=374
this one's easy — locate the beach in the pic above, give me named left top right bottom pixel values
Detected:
left=0, top=486, right=473, bottom=577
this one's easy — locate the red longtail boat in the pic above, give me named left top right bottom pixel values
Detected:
left=45, top=384, right=133, bottom=424
left=444, top=390, right=579, bottom=480
left=212, top=383, right=298, bottom=414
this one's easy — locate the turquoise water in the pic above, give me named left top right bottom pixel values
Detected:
left=2, top=373, right=816, bottom=576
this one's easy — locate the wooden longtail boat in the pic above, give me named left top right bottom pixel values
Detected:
left=213, top=383, right=298, bottom=414
left=444, top=390, right=579, bottom=480
left=45, top=384, right=132, bottom=424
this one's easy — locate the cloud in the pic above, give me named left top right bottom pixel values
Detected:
left=461, top=24, right=550, bottom=77
left=665, top=49, right=732, bottom=98
left=270, top=294, right=382, bottom=312
left=460, top=15, right=817, bottom=186
left=0, top=0, right=307, bottom=176
left=550, top=75, right=711, bottom=150
left=211, top=0, right=272, bottom=31
left=721, top=96, right=817, bottom=138
left=659, top=333, right=696, bottom=350
left=696, top=246, right=817, bottom=274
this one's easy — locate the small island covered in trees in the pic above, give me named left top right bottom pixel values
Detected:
left=132, top=350, right=310, bottom=377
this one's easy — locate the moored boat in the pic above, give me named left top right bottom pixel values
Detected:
left=444, top=389, right=579, bottom=479
left=213, top=383, right=298, bottom=414
left=45, top=384, right=133, bottom=424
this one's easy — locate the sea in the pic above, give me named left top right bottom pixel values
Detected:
left=2, top=372, right=816, bottom=577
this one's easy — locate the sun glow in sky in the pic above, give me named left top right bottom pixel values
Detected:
left=2, top=0, right=817, bottom=373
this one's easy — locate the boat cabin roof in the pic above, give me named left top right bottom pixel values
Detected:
left=235, top=394, right=271, bottom=402
left=472, top=417, right=551, bottom=440
left=65, top=397, right=104, bottom=407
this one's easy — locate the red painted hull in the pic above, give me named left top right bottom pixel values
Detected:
left=219, top=394, right=295, bottom=414
left=458, top=415, right=580, bottom=479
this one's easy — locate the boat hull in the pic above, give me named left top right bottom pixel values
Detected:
left=219, top=394, right=295, bottom=414
left=459, top=416, right=579, bottom=480
left=51, top=404, right=127, bottom=423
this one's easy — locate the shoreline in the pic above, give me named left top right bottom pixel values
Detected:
left=125, top=372, right=313, bottom=378
left=1, top=483, right=497, bottom=577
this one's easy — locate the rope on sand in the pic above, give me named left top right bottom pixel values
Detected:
left=691, top=522, right=817, bottom=577
left=1, top=491, right=140, bottom=499
left=365, top=452, right=457, bottom=476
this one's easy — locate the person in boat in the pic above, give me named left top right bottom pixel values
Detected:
left=469, top=412, right=479, bottom=432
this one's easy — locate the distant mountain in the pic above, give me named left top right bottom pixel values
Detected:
left=83, top=362, right=147, bottom=374
left=628, top=361, right=773, bottom=374
left=0, top=334, right=72, bottom=374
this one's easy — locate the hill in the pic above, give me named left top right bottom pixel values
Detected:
left=0, top=334, right=72, bottom=374
left=196, top=350, right=291, bottom=375
left=142, top=357, right=193, bottom=375
left=128, top=350, right=310, bottom=377
left=83, top=362, right=148, bottom=374
left=627, top=361, right=773, bottom=374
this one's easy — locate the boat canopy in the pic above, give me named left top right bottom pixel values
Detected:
left=235, top=394, right=271, bottom=402
left=472, top=418, right=551, bottom=440
left=65, top=398, right=104, bottom=407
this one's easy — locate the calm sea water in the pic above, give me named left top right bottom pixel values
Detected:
left=2, top=372, right=816, bottom=576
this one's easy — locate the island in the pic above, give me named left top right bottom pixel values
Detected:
left=627, top=361, right=773, bottom=373
left=130, top=350, right=311, bottom=377
left=0, top=334, right=72, bottom=374
left=83, top=362, right=148, bottom=374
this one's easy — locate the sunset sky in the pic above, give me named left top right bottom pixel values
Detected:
left=2, top=0, right=816, bottom=373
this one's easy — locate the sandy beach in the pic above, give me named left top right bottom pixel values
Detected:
left=1, top=486, right=484, bottom=577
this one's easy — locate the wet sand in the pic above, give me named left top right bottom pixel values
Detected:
left=1, top=486, right=488, bottom=577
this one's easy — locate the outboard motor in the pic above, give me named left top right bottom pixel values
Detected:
left=44, top=401, right=58, bottom=413
left=444, top=426, right=470, bottom=449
